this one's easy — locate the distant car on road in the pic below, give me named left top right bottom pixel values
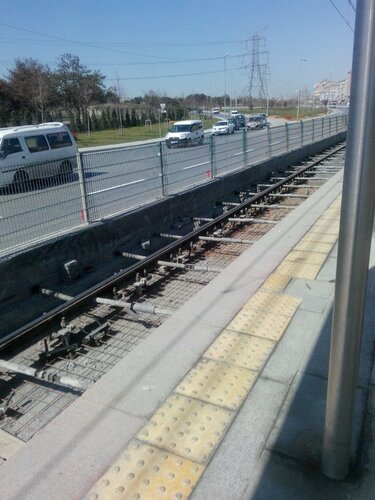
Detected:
left=230, top=110, right=239, bottom=116
left=212, top=120, right=235, bottom=135
left=234, top=114, right=246, bottom=128
left=165, top=120, right=204, bottom=148
left=211, top=108, right=220, bottom=114
left=247, top=115, right=264, bottom=131
left=226, top=117, right=240, bottom=131
left=258, top=113, right=269, bottom=127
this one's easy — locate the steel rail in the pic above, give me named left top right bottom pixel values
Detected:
left=0, top=143, right=345, bottom=351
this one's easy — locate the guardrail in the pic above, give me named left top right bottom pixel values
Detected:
left=0, top=114, right=347, bottom=256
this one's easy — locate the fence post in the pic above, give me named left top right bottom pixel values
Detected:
left=322, top=117, right=324, bottom=139
left=76, top=152, right=90, bottom=224
left=242, top=128, right=247, bottom=168
left=209, top=134, right=215, bottom=178
left=285, top=122, right=290, bottom=151
left=300, top=120, right=304, bottom=147
left=267, top=126, right=272, bottom=157
left=158, top=141, right=166, bottom=196
left=312, top=119, right=315, bottom=144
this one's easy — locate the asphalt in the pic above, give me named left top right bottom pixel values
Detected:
left=1, top=162, right=375, bottom=500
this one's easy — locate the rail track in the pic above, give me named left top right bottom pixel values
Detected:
left=0, top=143, right=345, bottom=446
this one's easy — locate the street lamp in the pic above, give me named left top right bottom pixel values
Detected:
left=224, top=53, right=230, bottom=118
left=297, top=58, right=307, bottom=120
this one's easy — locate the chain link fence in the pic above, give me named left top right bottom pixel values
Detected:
left=0, top=114, right=347, bottom=256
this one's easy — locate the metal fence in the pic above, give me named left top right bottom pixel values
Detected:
left=0, top=114, right=347, bottom=256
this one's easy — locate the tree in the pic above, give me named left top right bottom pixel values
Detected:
left=54, top=53, right=106, bottom=122
left=7, top=58, right=53, bottom=122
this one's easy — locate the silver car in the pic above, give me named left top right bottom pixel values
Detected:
left=212, top=120, right=235, bottom=135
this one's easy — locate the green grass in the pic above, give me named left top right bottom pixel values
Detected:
left=76, top=110, right=325, bottom=148
left=77, top=118, right=217, bottom=148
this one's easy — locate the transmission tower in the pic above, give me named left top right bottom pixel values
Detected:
left=246, top=34, right=269, bottom=108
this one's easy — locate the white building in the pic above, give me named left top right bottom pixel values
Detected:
left=313, top=72, right=351, bottom=104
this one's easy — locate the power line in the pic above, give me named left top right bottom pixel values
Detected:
left=0, top=23, right=246, bottom=58
left=0, top=22, right=179, bottom=60
left=106, top=66, right=246, bottom=81
left=328, top=0, right=354, bottom=32
left=348, top=0, right=356, bottom=13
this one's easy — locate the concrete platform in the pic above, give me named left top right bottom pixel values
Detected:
left=1, top=163, right=375, bottom=500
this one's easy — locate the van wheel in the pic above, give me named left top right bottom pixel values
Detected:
left=59, top=160, right=73, bottom=182
left=12, top=170, right=29, bottom=193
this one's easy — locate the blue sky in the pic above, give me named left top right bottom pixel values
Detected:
left=0, top=0, right=355, bottom=99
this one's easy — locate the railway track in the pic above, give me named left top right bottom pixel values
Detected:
left=0, top=143, right=345, bottom=446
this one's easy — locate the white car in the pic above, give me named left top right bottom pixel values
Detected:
left=212, top=120, right=235, bottom=135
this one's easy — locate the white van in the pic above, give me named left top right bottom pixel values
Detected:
left=0, top=122, right=78, bottom=188
left=165, top=120, right=204, bottom=148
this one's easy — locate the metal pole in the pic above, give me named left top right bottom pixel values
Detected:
left=322, top=0, right=375, bottom=480
left=224, top=54, right=229, bottom=118
left=76, top=152, right=90, bottom=224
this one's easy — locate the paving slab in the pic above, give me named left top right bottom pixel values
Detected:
left=0, top=398, right=145, bottom=500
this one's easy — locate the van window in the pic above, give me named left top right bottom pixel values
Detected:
left=46, top=132, right=73, bottom=149
left=191, top=123, right=202, bottom=132
left=25, top=135, right=49, bottom=153
left=169, top=124, right=191, bottom=132
left=0, top=137, right=23, bottom=156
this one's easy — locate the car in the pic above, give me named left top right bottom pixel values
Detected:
left=211, top=108, right=220, bottom=114
left=258, top=113, right=269, bottom=127
left=234, top=114, right=246, bottom=128
left=165, top=120, right=204, bottom=148
left=212, top=120, right=235, bottom=135
left=246, top=115, right=264, bottom=131
left=226, top=117, right=240, bottom=131
left=0, top=122, right=78, bottom=188
left=230, top=110, right=239, bottom=116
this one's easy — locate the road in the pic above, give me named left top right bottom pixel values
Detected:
left=0, top=114, right=345, bottom=256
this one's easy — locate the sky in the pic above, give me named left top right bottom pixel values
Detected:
left=0, top=0, right=355, bottom=100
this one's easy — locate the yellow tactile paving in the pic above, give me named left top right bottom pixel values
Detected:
left=276, top=260, right=322, bottom=280
left=137, top=393, right=234, bottom=464
left=85, top=195, right=343, bottom=499
left=311, top=220, right=340, bottom=235
left=86, top=440, right=204, bottom=500
left=204, top=330, right=276, bottom=371
left=294, top=240, right=334, bottom=253
left=175, top=358, right=258, bottom=410
left=299, top=232, right=338, bottom=244
left=284, top=249, right=329, bottom=266
left=227, top=308, right=293, bottom=341
left=319, top=211, right=340, bottom=220
left=260, top=272, right=292, bottom=292
left=242, top=290, right=301, bottom=317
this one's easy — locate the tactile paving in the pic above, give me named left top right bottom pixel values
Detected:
left=227, top=308, right=293, bottom=341
left=86, top=439, right=204, bottom=500
left=137, top=393, right=234, bottom=464
left=204, top=330, right=276, bottom=371
left=175, top=358, right=258, bottom=410
left=299, top=232, right=338, bottom=244
left=311, top=220, right=340, bottom=235
left=319, top=210, right=340, bottom=220
left=261, top=272, right=292, bottom=292
left=294, top=240, right=334, bottom=254
left=243, top=290, right=301, bottom=317
left=276, top=260, right=322, bottom=280
left=284, top=250, right=328, bottom=266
